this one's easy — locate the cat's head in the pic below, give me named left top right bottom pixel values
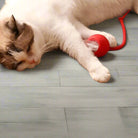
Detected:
left=0, top=15, right=43, bottom=71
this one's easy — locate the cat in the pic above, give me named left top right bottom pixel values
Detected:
left=0, top=0, right=137, bottom=83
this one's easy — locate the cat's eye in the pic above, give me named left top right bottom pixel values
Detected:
left=27, top=44, right=32, bottom=52
left=17, top=61, right=24, bottom=66
left=9, top=44, right=22, bottom=52
left=6, top=50, right=12, bottom=56
left=27, top=37, right=34, bottom=52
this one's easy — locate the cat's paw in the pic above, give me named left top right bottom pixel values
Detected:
left=101, top=32, right=117, bottom=48
left=89, top=65, right=111, bottom=83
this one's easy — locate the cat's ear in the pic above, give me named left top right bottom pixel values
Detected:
left=7, top=15, right=18, bottom=32
left=6, top=15, right=24, bottom=35
left=14, top=23, right=34, bottom=50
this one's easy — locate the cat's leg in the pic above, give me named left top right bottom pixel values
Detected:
left=133, top=0, right=138, bottom=14
left=56, top=20, right=111, bottom=83
left=73, top=20, right=117, bottom=48
left=83, top=29, right=117, bottom=48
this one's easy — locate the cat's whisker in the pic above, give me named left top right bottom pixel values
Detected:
left=40, top=42, right=56, bottom=54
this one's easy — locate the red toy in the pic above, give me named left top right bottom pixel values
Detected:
left=87, top=10, right=131, bottom=57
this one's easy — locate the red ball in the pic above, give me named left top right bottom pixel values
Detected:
left=87, top=34, right=110, bottom=57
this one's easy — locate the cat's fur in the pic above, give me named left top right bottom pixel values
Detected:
left=0, top=0, right=137, bottom=82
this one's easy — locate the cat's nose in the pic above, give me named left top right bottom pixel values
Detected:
left=28, top=58, right=39, bottom=64
left=29, top=59, right=36, bottom=64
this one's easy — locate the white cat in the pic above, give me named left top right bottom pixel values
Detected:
left=0, top=0, right=137, bottom=83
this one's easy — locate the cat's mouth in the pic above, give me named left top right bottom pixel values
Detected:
left=16, top=60, right=40, bottom=71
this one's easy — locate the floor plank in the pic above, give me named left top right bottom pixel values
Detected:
left=0, top=108, right=68, bottom=138
left=65, top=108, right=128, bottom=138
left=0, top=70, right=60, bottom=87
left=119, top=107, right=138, bottom=138
left=0, top=87, right=138, bottom=108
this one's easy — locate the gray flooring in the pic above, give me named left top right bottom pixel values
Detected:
left=0, top=1, right=138, bottom=138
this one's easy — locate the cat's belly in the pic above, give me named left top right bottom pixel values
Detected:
left=73, top=0, right=132, bottom=26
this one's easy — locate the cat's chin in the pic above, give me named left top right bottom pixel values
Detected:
left=16, top=63, right=39, bottom=71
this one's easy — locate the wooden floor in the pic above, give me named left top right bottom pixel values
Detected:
left=0, top=1, right=138, bottom=138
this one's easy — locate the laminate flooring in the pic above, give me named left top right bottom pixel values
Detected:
left=0, top=1, right=138, bottom=138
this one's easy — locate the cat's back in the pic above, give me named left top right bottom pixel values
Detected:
left=1, top=0, right=49, bottom=17
left=1, top=0, right=74, bottom=21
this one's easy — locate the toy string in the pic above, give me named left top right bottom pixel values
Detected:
left=110, top=10, right=131, bottom=51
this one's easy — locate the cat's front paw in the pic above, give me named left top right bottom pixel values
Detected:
left=89, top=66, right=111, bottom=83
left=101, top=32, right=117, bottom=48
